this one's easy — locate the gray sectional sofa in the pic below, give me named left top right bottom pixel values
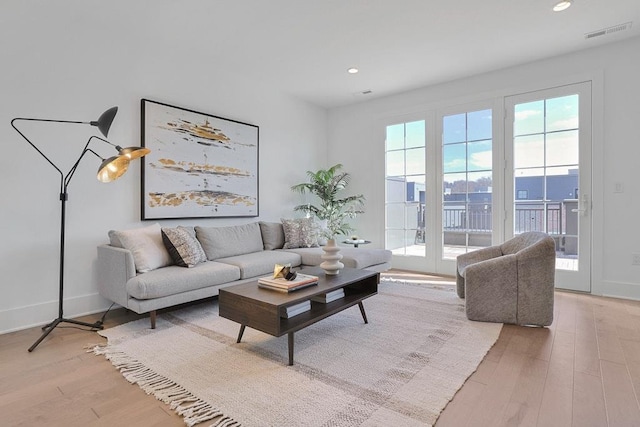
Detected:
left=97, top=221, right=391, bottom=327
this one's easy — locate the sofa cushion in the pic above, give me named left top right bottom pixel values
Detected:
left=282, top=247, right=392, bottom=269
left=126, top=261, right=240, bottom=300
left=216, top=250, right=302, bottom=279
left=161, top=226, right=207, bottom=268
left=281, top=218, right=319, bottom=249
left=111, top=223, right=173, bottom=273
left=259, top=221, right=285, bottom=250
left=196, top=223, right=264, bottom=260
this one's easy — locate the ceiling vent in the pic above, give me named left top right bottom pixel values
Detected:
left=585, top=22, right=633, bottom=39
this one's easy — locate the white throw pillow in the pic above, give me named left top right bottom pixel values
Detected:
left=112, top=223, right=173, bottom=273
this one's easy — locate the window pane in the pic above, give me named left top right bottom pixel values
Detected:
left=405, top=175, right=425, bottom=202
left=443, top=201, right=465, bottom=229
left=443, top=113, right=466, bottom=144
left=386, top=204, right=404, bottom=228
left=443, top=143, right=466, bottom=173
left=546, top=95, right=578, bottom=132
left=405, top=203, right=420, bottom=229
left=386, top=150, right=404, bottom=176
left=468, top=171, right=492, bottom=194
left=386, top=124, right=404, bottom=150
left=406, top=120, right=425, bottom=148
left=443, top=172, right=467, bottom=196
left=546, top=130, right=578, bottom=167
left=386, top=177, right=406, bottom=203
left=514, top=100, right=544, bottom=136
left=406, top=147, right=425, bottom=175
left=514, top=134, right=544, bottom=168
left=547, top=168, right=579, bottom=199
left=467, top=109, right=492, bottom=141
left=514, top=201, right=545, bottom=233
left=515, top=177, right=543, bottom=201
left=386, top=229, right=405, bottom=253
left=467, top=139, right=492, bottom=172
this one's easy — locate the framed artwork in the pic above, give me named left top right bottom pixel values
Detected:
left=140, top=99, right=259, bottom=220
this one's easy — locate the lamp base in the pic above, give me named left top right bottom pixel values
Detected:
left=28, top=317, right=104, bottom=352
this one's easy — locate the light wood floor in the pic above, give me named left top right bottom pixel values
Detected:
left=1, top=272, right=640, bottom=427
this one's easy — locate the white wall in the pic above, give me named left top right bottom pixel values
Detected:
left=0, top=3, right=327, bottom=333
left=328, top=36, right=640, bottom=300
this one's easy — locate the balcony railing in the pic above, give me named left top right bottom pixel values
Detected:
left=442, top=202, right=567, bottom=235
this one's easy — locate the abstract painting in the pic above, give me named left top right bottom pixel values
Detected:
left=141, top=99, right=259, bottom=219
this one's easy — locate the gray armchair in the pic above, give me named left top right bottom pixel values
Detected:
left=456, top=232, right=556, bottom=326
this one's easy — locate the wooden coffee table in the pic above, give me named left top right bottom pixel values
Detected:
left=218, top=267, right=379, bottom=365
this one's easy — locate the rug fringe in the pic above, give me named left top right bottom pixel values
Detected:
left=88, top=345, right=241, bottom=427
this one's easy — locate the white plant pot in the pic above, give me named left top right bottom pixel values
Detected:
left=320, top=238, right=344, bottom=275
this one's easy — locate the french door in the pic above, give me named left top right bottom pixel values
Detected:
left=384, top=82, right=592, bottom=290
left=504, top=82, right=592, bottom=292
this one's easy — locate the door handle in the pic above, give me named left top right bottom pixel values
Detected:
left=571, top=194, right=589, bottom=216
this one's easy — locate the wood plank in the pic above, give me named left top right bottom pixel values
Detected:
left=434, top=380, right=486, bottom=427
left=536, top=329, right=575, bottom=427
left=601, top=360, right=640, bottom=426
left=500, top=356, right=548, bottom=427
left=459, top=346, right=528, bottom=426
left=572, top=371, right=608, bottom=427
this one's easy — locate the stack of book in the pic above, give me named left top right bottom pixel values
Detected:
left=311, top=288, right=345, bottom=303
left=281, top=300, right=311, bottom=319
left=258, top=273, right=319, bottom=293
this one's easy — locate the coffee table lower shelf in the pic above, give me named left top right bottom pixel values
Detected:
left=235, top=299, right=369, bottom=366
left=218, top=267, right=379, bottom=365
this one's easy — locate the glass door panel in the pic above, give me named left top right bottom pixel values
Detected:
left=442, top=109, right=493, bottom=260
left=385, top=121, right=426, bottom=257
left=506, top=83, right=591, bottom=291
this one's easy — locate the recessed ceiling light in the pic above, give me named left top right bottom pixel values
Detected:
left=347, top=67, right=359, bottom=74
left=553, top=0, right=572, bottom=12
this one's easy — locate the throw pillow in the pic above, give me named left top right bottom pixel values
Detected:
left=161, top=226, right=207, bottom=268
left=281, top=218, right=319, bottom=249
left=112, top=223, right=173, bottom=273
left=259, top=221, right=285, bottom=250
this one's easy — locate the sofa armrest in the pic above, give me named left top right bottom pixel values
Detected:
left=97, top=244, right=137, bottom=308
left=464, top=254, right=518, bottom=323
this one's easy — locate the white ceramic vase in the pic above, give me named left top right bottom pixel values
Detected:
left=320, top=238, right=344, bottom=275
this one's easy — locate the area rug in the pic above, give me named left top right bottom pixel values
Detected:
left=91, top=278, right=502, bottom=427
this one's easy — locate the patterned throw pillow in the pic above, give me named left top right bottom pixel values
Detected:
left=281, top=218, right=319, bottom=249
left=161, top=226, right=207, bottom=268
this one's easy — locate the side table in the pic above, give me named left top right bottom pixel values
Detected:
left=343, top=239, right=371, bottom=248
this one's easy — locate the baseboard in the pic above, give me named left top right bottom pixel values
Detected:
left=599, top=280, right=640, bottom=301
left=0, top=293, right=114, bottom=335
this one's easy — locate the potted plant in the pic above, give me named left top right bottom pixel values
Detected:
left=291, top=164, right=365, bottom=274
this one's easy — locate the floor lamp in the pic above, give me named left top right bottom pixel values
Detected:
left=11, top=107, right=150, bottom=352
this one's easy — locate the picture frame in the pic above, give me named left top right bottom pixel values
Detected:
left=140, top=99, right=259, bottom=220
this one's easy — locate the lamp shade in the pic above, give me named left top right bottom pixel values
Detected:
left=97, top=155, right=130, bottom=182
left=118, top=146, right=151, bottom=160
left=92, top=107, right=118, bottom=137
